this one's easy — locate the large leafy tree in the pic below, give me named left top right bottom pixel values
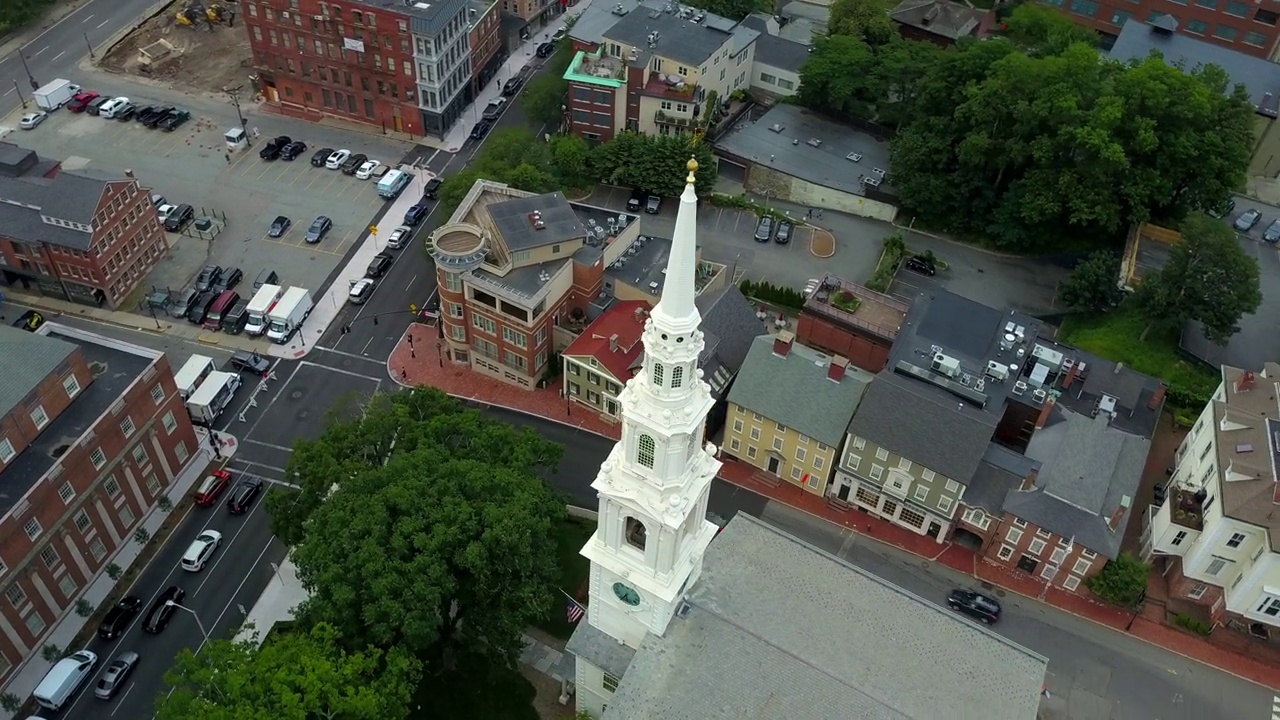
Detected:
left=590, top=133, right=717, bottom=196
left=683, top=0, right=770, bottom=20
left=154, top=623, right=421, bottom=720
left=270, top=389, right=566, bottom=666
left=522, top=74, right=570, bottom=134
left=796, top=35, right=884, bottom=119
left=1059, top=251, right=1123, bottom=313
left=828, top=0, right=897, bottom=45
left=1000, top=4, right=1099, bottom=56
left=0, top=0, right=55, bottom=32
left=1134, top=214, right=1261, bottom=344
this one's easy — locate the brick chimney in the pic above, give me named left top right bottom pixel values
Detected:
left=1061, top=361, right=1081, bottom=390
left=1236, top=370, right=1256, bottom=393
left=1107, top=496, right=1131, bottom=531
left=1034, top=397, right=1055, bottom=429
left=1147, top=384, right=1166, bottom=411
left=828, top=355, right=849, bottom=383
left=773, top=330, right=794, bottom=358
left=609, top=333, right=619, bottom=353
left=1019, top=469, right=1038, bottom=491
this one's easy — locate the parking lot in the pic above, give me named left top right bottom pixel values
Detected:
left=7, top=89, right=412, bottom=320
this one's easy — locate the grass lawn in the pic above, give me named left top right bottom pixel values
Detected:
left=1058, top=309, right=1219, bottom=409
left=532, top=516, right=596, bottom=641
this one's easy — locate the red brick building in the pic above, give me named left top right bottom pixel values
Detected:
left=0, top=324, right=199, bottom=681
left=1041, top=0, right=1280, bottom=58
left=244, top=0, right=476, bottom=138
left=469, top=0, right=504, bottom=95
left=795, top=275, right=909, bottom=373
left=0, top=142, right=167, bottom=310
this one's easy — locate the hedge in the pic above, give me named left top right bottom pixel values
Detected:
left=739, top=279, right=805, bottom=311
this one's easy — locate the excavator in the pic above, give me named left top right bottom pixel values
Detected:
left=175, top=3, right=230, bottom=27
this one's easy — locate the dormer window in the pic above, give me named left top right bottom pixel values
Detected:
left=625, top=517, right=647, bottom=550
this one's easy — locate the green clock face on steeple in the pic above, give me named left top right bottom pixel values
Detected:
left=612, top=582, right=641, bottom=606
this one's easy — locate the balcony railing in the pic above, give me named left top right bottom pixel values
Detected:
left=654, top=110, right=695, bottom=128
left=1169, top=486, right=1207, bottom=532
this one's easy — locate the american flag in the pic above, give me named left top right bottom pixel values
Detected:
left=565, top=595, right=586, bottom=624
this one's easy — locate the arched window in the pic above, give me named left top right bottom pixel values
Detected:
left=625, top=517, right=647, bottom=550
left=638, top=434, right=656, bottom=468
left=331, top=5, right=343, bottom=20
left=671, top=366, right=684, bottom=388
left=652, top=363, right=665, bottom=387
left=352, top=9, right=363, bottom=24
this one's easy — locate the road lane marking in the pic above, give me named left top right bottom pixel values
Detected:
left=83, top=13, right=94, bottom=22
left=243, top=438, right=295, bottom=453
left=110, top=682, right=135, bottom=716
left=52, top=51, right=66, bottom=62
left=193, top=497, right=268, bottom=597
left=405, top=274, right=416, bottom=292
left=98, top=19, right=110, bottom=28
left=3, top=88, right=11, bottom=96
left=202, top=535, right=278, bottom=651
left=33, top=46, right=48, bottom=56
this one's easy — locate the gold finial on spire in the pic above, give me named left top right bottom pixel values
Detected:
left=686, top=157, right=698, bottom=185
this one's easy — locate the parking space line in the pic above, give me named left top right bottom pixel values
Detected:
left=229, top=150, right=254, bottom=170
left=271, top=164, right=293, bottom=183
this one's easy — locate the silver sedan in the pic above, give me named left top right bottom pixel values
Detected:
left=94, top=650, right=139, bottom=700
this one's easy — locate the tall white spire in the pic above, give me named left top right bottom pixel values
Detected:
left=651, top=158, right=701, bottom=332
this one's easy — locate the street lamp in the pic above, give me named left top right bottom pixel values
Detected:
left=84, top=32, right=95, bottom=60
left=225, top=85, right=250, bottom=144
left=18, top=50, right=37, bottom=90
left=13, top=80, right=27, bottom=109
left=166, top=601, right=209, bottom=641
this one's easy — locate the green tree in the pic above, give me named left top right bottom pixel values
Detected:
left=591, top=133, right=717, bottom=196
left=549, top=133, right=593, bottom=188
left=154, top=622, right=421, bottom=720
left=0, top=0, right=57, bottom=32
left=1059, top=251, right=1123, bottom=313
left=523, top=74, right=569, bottom=133
left=872, top=38, right=943, bottom=130
left=0, top=692, right=20, bottom=713
left=40, top=644, right=61, bottom=663
left=682, top=0, right=769, bottom=20
left=796, top=35, right=883, bottom=119
left=1133, top=214, right=1262, bottom=344
left=434, top=168, right=483, bottom=223
left=1001, top=4, right=1099, bottom=56
left=1085, top=552, right=1150, bottom=607
left=828, top=0, right=896, bottom=45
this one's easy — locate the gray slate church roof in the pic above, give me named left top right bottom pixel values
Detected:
left=602, top=514, right=1048, bottom=719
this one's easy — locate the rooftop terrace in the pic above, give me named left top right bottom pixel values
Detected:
left=566, top=48, right=628, bottom=87
left=803, top=274, right=909, bottom=342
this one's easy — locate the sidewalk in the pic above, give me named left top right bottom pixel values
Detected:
left=234, top=553, right=307, bottom=648
left=386, top=328, right=1280, bottom=691
left=0, top=427, right=237, bottom=718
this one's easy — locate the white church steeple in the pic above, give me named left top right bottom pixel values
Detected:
left=578, top=158, right=722, bottom=649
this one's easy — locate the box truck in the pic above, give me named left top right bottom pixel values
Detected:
left=34, top=79, right=80, bottom=110
left=266, top=287, right=313, bottom=343
left=174, top=354, right=217, bottom=400
left=186, top=371, right=242, bottom=426
left=244, top=284, right=282, bottom=337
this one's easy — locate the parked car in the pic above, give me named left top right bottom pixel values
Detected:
left=186, top=290, right=219, bottom=325
left=502, top=75, right=525, bottom=96
left=469, top=120, right=492, bottom=141
left=404, top=202, right=430, bottom=226
left=551, top=27, right=567, bottom=42
left=19, top=111, right=47, bottom=130
left=156, top=203, right=177, bottom=222
left=12, top=310, right=44, bottom=332
left=366, top=252, right=394, bottom=278
left=213, top=266, right=243, bottom=292
left=947, top=588, right=1001, bottom=624
left=150, top=193, right=166, bottom=207
left=481, top=97, right=507, bottom=121
left=753, top=215, right=774, bottom=242
left=115, top=103, right=138, bottom=121
left=86, top=96, right=111, bottom=115
left=348, top=278, right=376, bottom=304
left=133, top=105, right=161, bottom=123
left=163, top=203, right=195, bottom=232
left=228, top=479, right=264, bottom=514
left=169, top=288, right=200, bottom=319
left=259, top=135, right=293, bottom=160
left=142, top=105, right=175, bottom=128
left=193, top=469, right=233, bottom=506
left=775, top=220, right=793, bottom=244
left=195, top=265, right=223, bottom=292
left=158, top=109, right=192, bottom=131
left=370, top=164, right=390, bottom=180
left=1235, top=208, right=1262, bottom=232
left=646, top=195, right=661, bottom=214
left=340, top=153, right=368, bottom=175
left=1207, top=199, right=1236, bottom=219
left=386, top=225, right=412, bottom=250
left=535, top=42, right=554, bottom=58
left=904, top=254, right=936, bottom=276
left=423, top=177, right=442, bottom=199
left=355, top=159, right=382, bottom=180
left=67, top=91, right=101, bottom=112
left=96, top=597, right=144, bottom=641
left=280, top=140, right=308, bottom=160
left=310, top=147, right=334, bottom=166
left=627, top=188, right=645, bottom=212
left=97, top=97, right=129, bottom=118
left=181, top=530, right=223, bottom=572
left=230, top=351, right=271, bottom=376
left=325, top=149, right=351, bottom=169
left=268, top=215, right=293, bottom=238
left=143, top=586, right=186, bottom=634
left=305, top=215, right=333, bottom=244
left=1265, top=219, right=1280, bottom=243
left=94, top=651, right=140, bottom=700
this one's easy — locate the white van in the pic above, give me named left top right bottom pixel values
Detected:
left=377, top=168, right=411, bottom=199
left=174, top=354, right=217, bottom=400
left=33, top=650, right=97, bottom=711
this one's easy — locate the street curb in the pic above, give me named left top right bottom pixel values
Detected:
left=2, top=292, right=171, bottom=337
left=808, top=228, right=835, bottom=259
left=91, top=0, right=171, bottom=67
left=891, top=220, right=1025, bottom=260
left=715, top=474, right=1279, bottom=690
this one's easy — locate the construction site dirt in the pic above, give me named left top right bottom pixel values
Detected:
left=101, top=1, right=252, bottom=95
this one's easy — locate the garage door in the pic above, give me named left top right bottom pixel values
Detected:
left=717, top=158, right=747, bottom=185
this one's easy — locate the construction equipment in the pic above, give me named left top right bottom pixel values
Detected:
left=207, top=3, right=226, bottom=22
left=175, top=3, right=206, bottom=27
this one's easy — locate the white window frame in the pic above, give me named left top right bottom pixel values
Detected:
left=1187, top=582, right=1209, bottom=600
left=120, top=416, right=136, bottom=438
left=23, top=518, right=41, bottom=540
left=0, top=438, right=13, bottom=463
left=1028, top=538, right=1047, bottom=555
left=1072, top=557, right=1092, bottom=575
left=913, top=485, right=929, bottom=501
left=162, top=411, right=178, bottom=434
left=1006, top=527, right=1023, bottom=544
left=90, top=447, right=107, bottom=470
left=997, top=545, right=1014, bottom=561
left=1063, top=575, right=1081, bottom=591
left=30, top=405, right=49, bottom=429
left=63, top=375, right=81, bottom=398
left=57, top=482, right=75, bottom=504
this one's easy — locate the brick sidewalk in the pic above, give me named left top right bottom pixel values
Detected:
left=387, top=328, right=1280, bottom=690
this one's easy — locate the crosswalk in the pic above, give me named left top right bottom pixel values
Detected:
left=1272, top=695, right=1279, bottom=720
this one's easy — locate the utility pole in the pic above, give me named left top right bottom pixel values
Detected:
left=84, top=33, right=95, bottom=59
left=225, top=85, right=250, bottom=144
left=13, top=81, right=27, bottom=109
left=19, top=50, right=37, bottom=90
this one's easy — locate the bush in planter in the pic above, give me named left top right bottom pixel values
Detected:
left=1085, top=551, right=1150, bottom=607
left=739, top=279, right=805, bottom=311
left=1173, top=613, right=1212, bottom=635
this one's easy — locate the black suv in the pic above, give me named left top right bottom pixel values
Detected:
left=341, top=153, right=368, bottom=175
left=228, top=479, right=264, bottom=514
left=163, top=203, right=195, bottom=232
left=627, top=188, right=645, bottom=213
left=97, top=596, right=143, bottom=640
left=195, top=265, right=223, bottom=292
left=310, top=147, right=334, bottom=166
left=947, top=589, right=1001, bottom=625
left=186, top=290, right=219, bottom=325
left=404, top=202, right=430, bottom=226
left=259, top=135, right=292, bottom=161
left=144, top=586, right=185, bottom=634
left=469, top=120, right=492, bottom=141
left=213, top=266, right=243, bottom=292
left=423, top=177, right=442, bottom=199
left=158, top=109, right=191, bottom=131
left=366, top=252, right=394, bottom=278
left=904, top=254, right=936, bottom=276
left=230, top=351, right=271, bottom=376
left=280, top=140, right=308, bottom=160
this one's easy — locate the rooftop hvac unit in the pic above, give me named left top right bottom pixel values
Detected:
left=999, top=332, right=1016, bottom=351
left=1032, top=388, right=1047, bottom=405
left=873, top=167, right=886, bottom=177
left=846, top=152, right=863, bottom=162
left=768, top=124, right=785, bottom=133
left=931, top=353, right=960, bottom=378
left=863, top=177, right=881, bottom=188
left=806, top=138, right=823, bottom=148
left=985, top=360, right=1010, bottom=382
left=1012, top=380, right=1028, bottom=396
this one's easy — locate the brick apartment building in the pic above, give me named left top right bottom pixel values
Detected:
left=795, top=274, right=910, bottom=373
left=0, top=143, right=167, bottom=310
left=0, top=324, right=199, bottom=681
left=501, top=0, right=565, bottom=33
left=430, top=178, right=727, bottom=389
left=245, top=0, right=474, bottom=138
left=468, top=0, right=504, bottom=95
left=1038, top=0, right=1280, bottom=57
left=562, top=1, right=760, bottom=141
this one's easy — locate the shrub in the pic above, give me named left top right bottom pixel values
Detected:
left=1085, top=551, right=1150, bottom=607
left=106, top=563, right=123, bottom=580
left=74, top=598, right=93, bottom=618
left=133, top=527, right=151, bottom=545
left=866, top=233, right=908, bottom=293
left=1172, top=613, right=1212, bottom=636
left=40, top=644, right=61, bottom=663
left=0, top=693, right=20, bottom=713
left=739, top=279, right=805, bottom=311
